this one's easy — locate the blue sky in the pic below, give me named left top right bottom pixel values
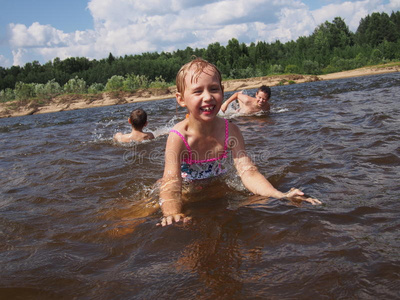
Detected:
left=1, top=0, right=399, bottom=68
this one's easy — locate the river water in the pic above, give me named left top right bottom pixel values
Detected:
left=1, top=72, right=399, bottom=299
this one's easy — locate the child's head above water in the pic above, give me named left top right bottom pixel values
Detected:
left=257, top=85, right=271, bottom=100
left=129, top=108, right=148, bottom=130
left=175, top=57, right=224, bottom=118
left=176, top=57, right=222, bottom=95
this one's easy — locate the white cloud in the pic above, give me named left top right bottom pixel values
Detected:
left=9, top=22, right=69, bottom=48
left=388, top=0, right=400, bottom=8
left=11, top=48, right=27, bottom=66
left=257, top=6, right=317, bottom=42
left=8, top=22, right=98, bottom=65
left=4, top=0, right=400, bottom=67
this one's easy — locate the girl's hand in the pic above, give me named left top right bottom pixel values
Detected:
left=157, top=214, right=191, bottom=227
left=284, top=188, right=322, bottom=205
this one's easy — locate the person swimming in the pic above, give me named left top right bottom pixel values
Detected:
left=114, top=108, right=154, bottom=143
left=221, top=85, right=271, bottom=114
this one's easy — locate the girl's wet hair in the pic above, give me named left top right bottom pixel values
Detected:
left=176, top=57, right=222, bottom=95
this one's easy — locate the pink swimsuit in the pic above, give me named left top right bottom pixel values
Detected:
left=170, top=119, right=229, bottom=181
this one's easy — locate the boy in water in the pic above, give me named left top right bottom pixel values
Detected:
left=114, top=108, right=154, bottom=143
left=221, top=85, right=271, bottom=114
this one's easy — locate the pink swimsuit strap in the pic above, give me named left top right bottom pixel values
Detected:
left=170, top=119, right=229, bottom=164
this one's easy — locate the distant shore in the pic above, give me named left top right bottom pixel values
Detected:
left=1, top=64, right=399, bottom=118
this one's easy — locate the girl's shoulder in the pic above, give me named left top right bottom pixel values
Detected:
left=170, top=119, right=188, bottom=134
left=226, top=118, right=241, bottom=135
left=166, top=121, right=189, bottom=153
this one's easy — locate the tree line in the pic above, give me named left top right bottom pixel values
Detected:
left=1, top=11, right=400, bottom=102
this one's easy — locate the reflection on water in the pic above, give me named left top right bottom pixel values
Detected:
left=1, top=73, right=400, bottom=299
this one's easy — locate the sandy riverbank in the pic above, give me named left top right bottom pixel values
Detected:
left=1, top=64, right=399, bottom=118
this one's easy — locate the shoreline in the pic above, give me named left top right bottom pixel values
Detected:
left=1, top=64, right=399, bottom=118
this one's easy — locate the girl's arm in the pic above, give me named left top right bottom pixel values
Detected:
left=229, top=122, right=321, bottom=204
left=158, top=131, right=188, bottom=226
left=230, top=123, right=283, bottom=198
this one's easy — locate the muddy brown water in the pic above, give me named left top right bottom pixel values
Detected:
left=1, top=72, right=399, bottom=299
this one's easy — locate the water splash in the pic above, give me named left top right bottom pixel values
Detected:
left=151, top=115, right=179, bottom=137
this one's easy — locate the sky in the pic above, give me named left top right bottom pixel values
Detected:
left=1, top=0, right=399, bottom=68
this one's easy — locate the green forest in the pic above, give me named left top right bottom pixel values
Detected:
left=1, top=11, right=400, bottom=103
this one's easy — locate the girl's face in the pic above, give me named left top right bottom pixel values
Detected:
left=177, top=66, right=224, bottom=121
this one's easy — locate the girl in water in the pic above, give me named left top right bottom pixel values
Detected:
left=159, top=58, right=321, bottom=226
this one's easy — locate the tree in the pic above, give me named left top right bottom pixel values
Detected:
left=390, top=11, right=400, bottom=36
left=204, top=42, right=223, bottom=65
left=105, top=75, right=124, bottom=91
left=255, top=41, right=269, bottom=62
left=14, top=82, right=35, bottom=101
left=310, top=17, right=353, bottom=66
left=330, top=17, right=353, bottom=48
left=355, top=12, right=398, bottom=46
left=107, top=52, right=116, bottom=64
left=63, top=76, right=87, bottom=94
left=226, top=38, right=241, bottom=67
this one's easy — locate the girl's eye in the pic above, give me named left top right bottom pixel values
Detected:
left=210, top=86, right=221, bottom=92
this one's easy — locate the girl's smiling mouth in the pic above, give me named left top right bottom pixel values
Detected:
left=200, top=105, right=215, bottom=112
